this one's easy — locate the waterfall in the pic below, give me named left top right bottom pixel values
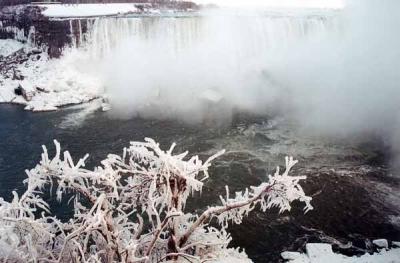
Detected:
left=69, top=20, right=76, bottom=48
left=77, top=10, right=341, bottom=59
left=0, top=21, right=29, bottom=42
left=59, top=10, right=343, bottom=121
left=78, top=19, right=83, bottom=46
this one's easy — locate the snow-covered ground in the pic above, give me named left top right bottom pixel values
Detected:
left=0, top=39, right=24, bottom=57
left=0, top=41, right=103, bottom=111
left=282, top=243, right=400, bottom=263
left=39, top=3, right=140, bottom=18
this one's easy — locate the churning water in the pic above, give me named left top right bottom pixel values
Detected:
left=2, top=2, right=400, bottom=261
left=0, top=103, right=399, bottom=262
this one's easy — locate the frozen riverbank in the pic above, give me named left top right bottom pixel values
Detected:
left=0, top=40, right=103, bottom=111
left=0, top=4, right=202, bottom=111
left=282, top=242, right=400, bottom=262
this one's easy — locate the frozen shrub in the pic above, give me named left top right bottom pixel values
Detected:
left=0, top=138, right=312, bottom=262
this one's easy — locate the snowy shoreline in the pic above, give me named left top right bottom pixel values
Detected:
left=282, top=242, right=400, bottom=263
left=0, top=39, right=104, bottom=112
left=0, top=3, right=199, bottom=112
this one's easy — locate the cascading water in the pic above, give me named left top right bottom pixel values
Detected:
left=62, top=9, right=342, bottom=122
left=69, top=20, right=76, bottom=48
left=0, top=21, right=36, bottom=44
left=69, top=19, right=90, bottom=49
left=79, top=17, right=204, bottom=58
left=78, top=10, right=341, bottom=58
left=2, top=3, right=400, bottom=262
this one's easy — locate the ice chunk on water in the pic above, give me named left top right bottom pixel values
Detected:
left=373, top=239, right=389, bottom=249
left=281, top=251, right=303, bottom=260
left=306, top=243, right=334, bottom=262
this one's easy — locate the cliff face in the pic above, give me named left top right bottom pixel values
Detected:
left=0, top=5, right=74, bottom=57
left=0, top=2, right=198, bottom=58
left=0, top=1, right=199, bottom=9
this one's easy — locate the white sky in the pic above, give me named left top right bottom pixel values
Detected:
left=194, top=0, right=345, bottom=8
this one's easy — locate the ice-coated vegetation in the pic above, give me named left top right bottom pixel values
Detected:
left=0, top=138, right=312, bottom=262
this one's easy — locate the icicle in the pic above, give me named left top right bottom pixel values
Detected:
left=78, top=19, right=83, bottom=47
left=69, top=20, right=76, bottom=48
left=27, top=26, right=36, bottom=46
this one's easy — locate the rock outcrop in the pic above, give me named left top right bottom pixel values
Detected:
left=0, top=1, right=198, bottom=58
left=0, top=5, right=77, bottom=58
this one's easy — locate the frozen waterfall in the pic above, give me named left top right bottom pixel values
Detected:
left=74, top=10, right=341, bottom=58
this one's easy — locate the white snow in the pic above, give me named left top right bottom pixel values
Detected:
left=0, top=45, right=103, bottom=111
left=0, top=39, right=24, bottom=57
left=373, top=239, right=389, bottom=249
left=281, top=252, right=303, bottom=260
left=282, top=243, right=400, bottom=263
left=306, top=243, right=334, bottom=260
left=39, top=3, right=140, bottom=18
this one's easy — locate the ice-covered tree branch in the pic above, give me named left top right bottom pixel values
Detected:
left=0, top=138, right=312, bottom=262
left=179, top=157, right=312, bottom=248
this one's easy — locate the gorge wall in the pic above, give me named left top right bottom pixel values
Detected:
left=0, top=5, right=75, bottom=57
left=0, top=1, right=198, bottom=58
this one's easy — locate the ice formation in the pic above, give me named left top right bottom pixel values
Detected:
left=0, top=7, right=340, bottom=112
left=0, top=43, right=103, bottom=111
left=282, top=243, right=400, bottom=263
left=0, top=138, right=311, bottom=262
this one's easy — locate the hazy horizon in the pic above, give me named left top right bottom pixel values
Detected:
left=194, top=0, right=345, bottom=8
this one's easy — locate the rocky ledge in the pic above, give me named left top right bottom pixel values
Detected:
left=0, top=2, right=199, bottom=111
left=0, top=5, right=72, bottom=57
left=0, top=39, right=103, bottom=111
left=0, top=2, right=199, bottom=58
left=282, top=242, right=400, bottom=262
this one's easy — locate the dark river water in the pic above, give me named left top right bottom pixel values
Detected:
left=1, top=103, right=400, bottom=262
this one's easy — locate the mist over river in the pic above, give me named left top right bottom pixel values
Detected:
left=1, top=103, right=399, bottom=262
left=1, top=0, right=400, bottom=261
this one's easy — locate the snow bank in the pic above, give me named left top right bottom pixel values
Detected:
left=0, top=45, right=103, bottom=111
left=0, top=39, right=24, bottom=57
left=282, top=243, right=400, bottom=263
left=39, top=3, right=139, bottom=18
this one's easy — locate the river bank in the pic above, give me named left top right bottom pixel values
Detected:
left=0, top=40, right=103, bottom=111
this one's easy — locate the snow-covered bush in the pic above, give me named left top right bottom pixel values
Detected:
left=0, top=138, right=312, bottom=262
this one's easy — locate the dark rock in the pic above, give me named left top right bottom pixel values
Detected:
left=12, top=70, right=24, bottom=80
left=0, top=5, right=74, bottom=58
left=36, top=86, right=49, bottom=93
left=31, top=49, right=42, bottom=55
left=15, top=83, right=35, bottom=101
left=14, top=86, right=23, bottom=96
left=26, top=49, right=42, bottom=56
left=18, top=58, right=28, bottom=64
left=1, top=2, right=199, bottom=58
left=1, top=48, right=30, bottom=79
